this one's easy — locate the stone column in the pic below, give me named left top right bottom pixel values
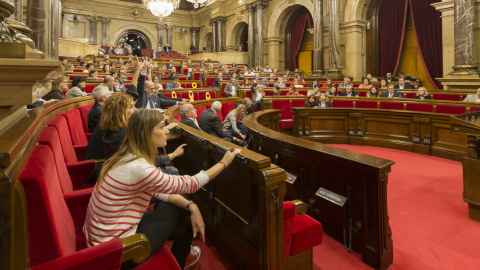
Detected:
left=102, top=18, right=110, bottom=47
left=156, top=24, right=164, bottom=48
left=14, top=0, right=23, bottom=22
left=432, top=1, right=454, bottom=79
left=246, top=3, right=256, bottom=68
left=51, top=0, right=61, bottom=59
left=266, top=37, right=282, bottom=70
left=326, top=0, right=344, bottom=77
left=256, top=1, right=267, bottom=67
left=191, top=27, right=199, bottom=46
left=86, top=15, right=99, bottom=44
left=27, top=0, right=48, bottom=54
left=211, top=19, right=217, bottom=52
left=310, top=0, right=325, bottom=77
left=448, top=0, right=477, bottom=75
left=167, top=26, right=173, bottom=48
left=217, top=17, right=226, bottom=52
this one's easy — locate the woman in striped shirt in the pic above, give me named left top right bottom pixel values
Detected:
left=84, top=109, right=241, bottom=268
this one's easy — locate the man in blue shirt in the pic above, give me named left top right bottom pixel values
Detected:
left=213, top=72, right=223, bottom=87
left=166, top=77, right=183, bottom=89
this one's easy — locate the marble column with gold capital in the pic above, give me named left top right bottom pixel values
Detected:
left=211, top=19, right=217, bottom=52
left=256, top=1, right=267, bottom=68
left=86, top=15, right=100, bottom=45
left=156, top=24, right=164, bottom=48
left=217, top=17, right=226, bottom=52
left=246, top=3, right=256, bottom=68
left=311, top=0, right=325, bottom=77
left=449, top=0, right=477, bottom=75
left=326, top=0, right=344, bottom=77
left=102, top=18, right=111, bottom=47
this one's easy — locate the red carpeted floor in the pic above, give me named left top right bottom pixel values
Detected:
left=189, top=145, right=480, bottom=270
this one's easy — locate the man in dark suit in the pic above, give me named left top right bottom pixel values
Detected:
left=394, top=78, right=412, bottom=90
left=190, top=42, right=198, bottom=54
left=381, top=84, right=403, bottom=98
left=180, top=103, right=201, bottom=130
left=384, top=72, right=398, bottom=83
left=340, top=85, right=359, bottom=97
left=199, top=101, right=242, bottom=143
left=212, top=72, right=223, bottom=88
left=164, top=43, right=172, bottom=53
left=234, top=98, right=254, bottom=115
left=165, top=59, right=174, bottom=70
left=398, top=72, right=414, bottom=82
left=150, top=49, right=160, bottom=58
left=88, top=87, right=111, bottom=132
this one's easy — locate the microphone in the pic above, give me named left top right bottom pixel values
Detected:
left=467, top=106, right=480, bottom=121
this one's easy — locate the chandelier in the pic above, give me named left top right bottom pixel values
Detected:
left=143, top=0, right=179, bottom=19
left=186, top=0, right=207, bottom=9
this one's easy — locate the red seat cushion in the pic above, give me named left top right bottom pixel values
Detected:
left=62, top=110, right=88, bottom=146
left=221, top=102, right=236, bottom=117
left=380, top=101, right=404, bottom=110
left=405, top=92, right=416, bottom=99
left=433, top=93, right=461, bottom=101
left=358, top=91, right=367, bottom=97
left=206, top=77, right=216, bottom=87
left=290, top=214, right=323, bottom=256
left=84, top=85, right=95, bottom=94
left=272, top=100, right=292, bottom=120
left=355, top=100, right=377, bottom=109
left=279, top=120, right=294, bottom=129
left=436, top=105, right=467, bottom=115
left=291, top=99, right=304, bottom=108
left=299, top=90, right=308, bottom=96
left=135, top=245, right=181, bottom=270
left=332, top=100, right=354, bottom=108
left=47, top=116, right=80, bottom=164
left=199, top=91, right=216, bottom=100
left=77, top=104, right=94, bottom=134
left=246, top=91, right=252, bottom=99
left=283, top=202, right=296, bottom=258
left=406, top=103, right=434, bottom=113
left=196, top=106, right=207, bottom=121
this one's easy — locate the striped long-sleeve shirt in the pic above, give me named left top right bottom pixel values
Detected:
left=83, top=156, right=209, bottom=247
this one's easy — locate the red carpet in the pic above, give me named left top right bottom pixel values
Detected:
left=189, top=145, right=480, bottom=269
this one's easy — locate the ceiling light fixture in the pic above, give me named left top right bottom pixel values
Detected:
left=142, top=0, right=179, bottom=20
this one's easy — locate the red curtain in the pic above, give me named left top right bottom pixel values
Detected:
left=292, top=13, right=313, bottom=69
left=379, top=0, right=408, bottom=77
left=409, top=0, right=443, bottom=89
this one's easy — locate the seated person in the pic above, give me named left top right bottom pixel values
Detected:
left=268, top=73, right=275, bottom=81
left=87, top=87, right=111, bottom=133
left=86, top=69, right=100, bottom=81
left=83, top=63, right=94, bottom=73
left=166, top=77, right=183, bottom=89
left=269, top=85, right=282, bottom=96
left=367, top=86, right=381, bottom=97
left=307, top=85, right=321, bottom=96
left=198, top=101, right=243, bottom=144
left=84, top=108, right=241, bottom=269
left=338, top=77, right=353, bottom=88
left=150, top=49, right=160, bottom=58
left=102, top=64, right=111, bottom=74
left=243, top=79, right=252, bottom=88
left=180, top=103, right=201, bottom=130
left=167, top=70, right=178, bottom=81
left=384, top=72, right=398, bottom=83
left=98, top=45, right=106, bottom=55
left=224, top=77, right=240, bottom=97
left=234, top=98, right=254, bottom=115
left=412, top=87, right=432, bottom=100
left=42, top=75, right=68, bottom=101
left=251, top=85, right=265, bottom=109
left=264, top=64, right=272, bottom=72
left=366, top=73, right=378, bottom=82
left=166, top=59, right=174, bottom=70
left=65, top=76, right=87, bottom=99
left=290, top=78, right=303, bottom=88
left=274, top=77, right=286, bottom=88
left=326, top=86, right=339, bottom=96
left=199, top=69, right=209, bottom=82
left=286, top=86, right=302, bottom=96
left=359, top=78, right=373, bottom=89
left=212, top=72, right=223, bottom=88
left=378, top=78, right=388, bottom=90
left=106, top=45, right=115, bottom=54
left=394, top=77, right=412, bottom=90
left=317, top=93, right=332, bottom=108
left=303, top=94, right=318, bottom=107
left=114, top=44, right=124, bottom=55
left=308, top=79, right=319, bottom=87
left=224, top=104, right=248, bottom=141
left=340, top=85, right=359, bottom=97
left=463, top=88, right=480, bottom=102
left=398, top=71, right=414, bottom=83
left=381, top=84, right=403, bottom=98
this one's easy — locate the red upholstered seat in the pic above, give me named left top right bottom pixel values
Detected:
left=206, top=77, right=216, bottom=87
left=405, top=92, right=416, bottom=99
left=246, top=91, right=252, bottom=99
left=358, top=91, right=367, bottom=97
left=273, top=100, right=294, bottom=129
left=436, top=105, right=467, bottom=115
left=291, top=99, right=304, bottom=108
left=406, top=103, right=434, bottom=113
left=281, top=90, right=289, bottom=96
left=38, top=127, right=94, bottom=193
left=182, top=92, right=198, bottom=101
left=264, top=90, right=273, bottom=96
left=196, top=106, right=207, bottom=120
left=77, top=104, right=94, bottom=135
left=134, top=245, right=181, bottom=270
left=380, top=101, right=404, bottom=110
left=199, top=91, right=216, bottom=100
left=433, top=93, right=461, bottom=101
left=84, top=85, right=96, bottom=94
left=356, top=100, right=377, bottom=109
left=299, top=90, right=308, bottom=96
left=61, top=110, right=88, bottom=146
left=470, top=107, right=480, bottom=112
left=221, top=102, right=236, bottom=117
left=332, top=100, right=354, bottom=108
left=47, top=116, right=85, bottom=163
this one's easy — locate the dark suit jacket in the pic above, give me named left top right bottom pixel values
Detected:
left=394, top=83, right=412, bottom=89
left=42, top=88, right=66, bottom=101
left=166, top=63, right=173, bottom=70
left=150, top=52, right=159, bottom=58
left=190, top=44, right=198, bottom=53
left=198, top=109, right=233, bottom=140
left=164, top=46, right=172, bottom=53
left=340, top=90, right=359, bottom=97
left=87, top=102, right=102, bottom=133
left=381, top=91, right=403, bottom=98
left=181, top=117, right=200, bottom=130
left=317, top=101, right=332, bottom=107
left=212, top=77, right=222, bottom=87
left=384, top=77, right=398, bottom=82
left=135, top=74, right=148, bottom=109
left=157, top=93, right=182, bottom=109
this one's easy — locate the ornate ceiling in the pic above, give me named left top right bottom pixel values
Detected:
left=119, top=0, right=196, bottom=11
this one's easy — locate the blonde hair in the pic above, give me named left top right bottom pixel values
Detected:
left=52, top=75, right=67, bottom=88
left=100, top=94, right=133, bottom=131
left=97, top=109, right=164, bottom=189
left=233, top=104, right=246, bottom=117
left=417, top=87, right=428, bottom=96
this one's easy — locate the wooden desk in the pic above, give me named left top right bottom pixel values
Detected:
left=243, top=110, right=394, bottom=270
